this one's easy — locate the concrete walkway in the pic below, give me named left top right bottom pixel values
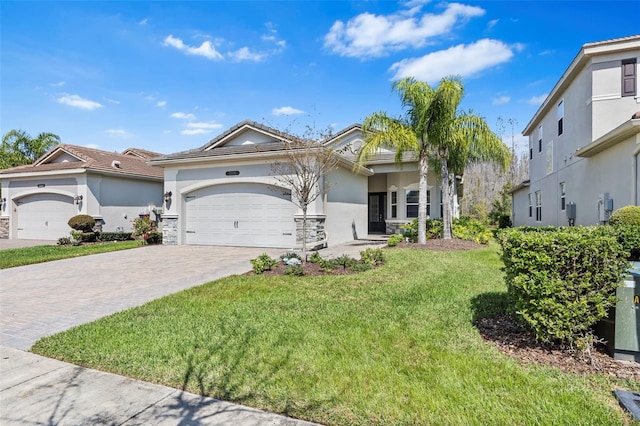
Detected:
left=0, top=346, right=317, bottom=425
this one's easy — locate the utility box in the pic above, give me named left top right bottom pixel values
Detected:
left=598, top=262, right=640, bottom=362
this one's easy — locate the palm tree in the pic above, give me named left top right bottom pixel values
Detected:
left=356, top=76, right=464, bottom=244
left=1, top=129, right=61, bottom=169
left=438, top=111, right=511, bottom=238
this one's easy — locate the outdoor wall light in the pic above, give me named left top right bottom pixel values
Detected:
left=0, top=197, right=6, bottom=203
left=164, top=191, right=172, bottom=203
left=73, top=195, right=83, bottom=204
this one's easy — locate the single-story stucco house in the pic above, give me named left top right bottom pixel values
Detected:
left=0, top=144, right=164, bottom=240
left=150, top=120, right=450, bottom=249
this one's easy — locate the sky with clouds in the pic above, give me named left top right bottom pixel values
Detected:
left=1, top=1, right=638, bottom=155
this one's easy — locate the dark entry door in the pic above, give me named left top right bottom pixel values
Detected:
left=368, top=192, right=386, bottom=233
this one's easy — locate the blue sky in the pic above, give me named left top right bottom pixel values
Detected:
left=1, top=1, right=638, bottom=156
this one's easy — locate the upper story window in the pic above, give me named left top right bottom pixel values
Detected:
left=557, top=101, right=564, bottom=136
left=622, top=59, right=637, bottom=97
left=538, top=124, right=543, bottom=152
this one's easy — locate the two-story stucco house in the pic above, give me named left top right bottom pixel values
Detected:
left=150, top=120, right=448, bottom=248
left=512, top=35, right=640, bottom=226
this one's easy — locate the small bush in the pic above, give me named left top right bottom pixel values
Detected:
left=284, top=265, right=304, bottom=276
left=309, top=251, right=323, bottom=263
left=497, top=214, right=512, bottom=229
left=609, top=205, right=640, bottom=225
left=499, top=226, right=629, bottom=345
left=79, top=232, right=96, bottom=242
left=97, top=232, right=133, bottom=242
left=132, top=216, right=157, bottom=244
left=319, top=258, right=338, bottom=273
left=360, top=248, right=385, bottom=266
left=251, top=253, right=278, bottom=274
left=58, top=237, right=71, bottom=246
left=68, top=214, right=96, bottom=232
left=350, top=262, right=372, bottom=273
left=387, top=234, right=403, bottom=247
left=335, top=254, right=356, bottom=269
left=613, top=224, right=640, bottom=260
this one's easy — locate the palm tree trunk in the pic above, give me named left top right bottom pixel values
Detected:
left=418, top=154, right=429, bottom=244
left=440, top=155, right=452, bottom=239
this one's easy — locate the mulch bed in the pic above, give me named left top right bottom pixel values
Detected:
left=476, top=315, right=640, bottom=380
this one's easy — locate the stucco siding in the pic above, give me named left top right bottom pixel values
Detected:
left=325, top=168, right=368, bottom=245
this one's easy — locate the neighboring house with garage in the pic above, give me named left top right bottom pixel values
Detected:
left=511, top=35, right=640, bottom=226
left=150, top=120, right=446, bottom=249
left=0, top=145, right=164, bottom=240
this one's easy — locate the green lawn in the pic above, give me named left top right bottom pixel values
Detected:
left=0, top=241, right=141, bottom=269
left=31, top=246, right=638, bottom=425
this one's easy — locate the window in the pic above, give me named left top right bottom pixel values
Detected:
left=622, top=59, right=637, bottom=97
left=559, top=182, right=566, bottom=211
left=528, top=193, right=533, bottom=218
left=405, top=189, right=430, bottom=218
left=538, top=124, right=543, bottom=152
left=391, top=191, right=397, bottom=218
left=529, top=147, right=533, bottom=160
left=557, top=101, right=564, bottom=136
left=439, top=190, right=443, bottom=218
left=535, top=190, right=542, bottom=222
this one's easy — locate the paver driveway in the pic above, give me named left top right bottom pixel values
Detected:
left=0, top=245, right=283, bottom=350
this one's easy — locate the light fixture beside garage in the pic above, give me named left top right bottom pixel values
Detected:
left=164, top=191, right=172, bottom=203
left=73, top=195, right=83, bottom=204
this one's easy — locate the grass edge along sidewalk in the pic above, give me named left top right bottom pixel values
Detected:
left=32, top=247, right=638, bottom=425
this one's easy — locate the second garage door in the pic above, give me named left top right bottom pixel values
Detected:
left=185, top=183, right=296, bottom=248
left=16, top=193, right=76, bottom=240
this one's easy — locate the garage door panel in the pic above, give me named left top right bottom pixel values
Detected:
left=16, top=194, right=76, bottom=240
left=185, top=184, right=295, bottom=248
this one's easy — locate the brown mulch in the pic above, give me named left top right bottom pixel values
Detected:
left=476, top=315, right=640, bottom=380
left=249, top=261, right=359, bottom=277
left=392, top=238, right=485, bottom=251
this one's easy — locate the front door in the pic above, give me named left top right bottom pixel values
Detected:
left=368, top=192, right=386, bottom=233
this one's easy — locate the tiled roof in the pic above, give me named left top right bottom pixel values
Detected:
left=0, top=144, right=163, bottom=179
left=199, top=119, right=302, bottom=151
left=121, top=147, right=164, bottom=160
left=152, top=141, right=298, bottom=162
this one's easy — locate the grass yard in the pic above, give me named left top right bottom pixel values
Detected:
left=31, top=246, right=639, bottom=425
left=0, top=241, right=141, bottom=269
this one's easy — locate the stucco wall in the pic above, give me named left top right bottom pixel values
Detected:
left=325, top=168, right=368, bottom=244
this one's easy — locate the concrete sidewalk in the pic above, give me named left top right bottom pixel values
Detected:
left=0, top=346, right=318, bottom=425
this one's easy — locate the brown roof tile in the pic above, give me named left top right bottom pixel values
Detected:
left=0, top=144, right=163, bottom=179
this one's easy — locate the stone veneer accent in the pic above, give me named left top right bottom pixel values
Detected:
left=0, top=217, right=8, bottom=239
left=162, top=216, right=178, bottom=245
left=295, top=216, right=326, bottom=249
left=385, top=220, right=406, bottom=235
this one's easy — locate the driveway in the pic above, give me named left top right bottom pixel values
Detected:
left=0, top=245, right=282, bottom=350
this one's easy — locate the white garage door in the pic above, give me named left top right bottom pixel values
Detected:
left=16, top=193, right=76, bottom=240
left=185, top=183, right=296, bottom=248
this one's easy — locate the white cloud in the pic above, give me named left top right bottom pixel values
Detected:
left=527, top=94, right=548, bottom=105
left=50, top=81, right=66, bottom=87
left=57, top=94, right=103, bottom=110
left=272, top=106, right=304, bottom=116
left=163, top=35, right=223, bottom=60
left=181, top=121, right=223, bottom=135
left=84, top=143, right=100, bottom=149
left=324, top=3, right=485, bottom=58
left=486, top=18, right=499, bottom=30
left=229, top=47, right=266, bottom=62
left=170, top=112, right=196, bottom=120
left=138, top=18, right=149, bottom=25
left=492, top=96, right=510, bottom=105
left=539, top=49, right=555, bottom=56
left=105, top=98, right=120, bottom=104
left=389, top=39, right=514, bottom=82
left=105, top=129, right=131, bottom=138
left=156, top=100, right=167, bottom=107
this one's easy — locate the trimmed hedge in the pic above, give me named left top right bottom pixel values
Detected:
left=613, top=224, right=640, bottom=260
left=401, top=216, right=492, bottom=244
left=68, top=214, right=96, bottom=232
left=498, top=226, right=629, bottom=344
left=97, top=232, right=133, bottom=242
left=609, top=205, right=640, bottom=226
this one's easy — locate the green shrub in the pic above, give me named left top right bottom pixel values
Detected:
left=402, top=217, right=490, bottom=244
left=283, top=265, right=304, bottom=276
left=349, top=262, right=372, bottom=273
left=613, top=224, right=640, bottom=260
left=360, top=248, right=385, bottom=266
left=497, top=214, right=512, bottom=229
left=280, top=252, right=302, bottom=262
left=79, top=232, right=97, bottom=242
left=499, top=227, right=629, bottom=345
left=319, top=258, right=338, bottom=273
left=309, top=251, right=323, bottom=263
left=57, top=237, right=71, bottom=246
left=97, top=232, right=133, bottom=242
left=609, top=205, right=640, bottom=225
left=251, top=253, right=278, bottom=274
left=67, top=214, right=96, bottom=232
left=387, top=234, right=404, bottom=247
left=335, top=254, right=356, bottom=269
